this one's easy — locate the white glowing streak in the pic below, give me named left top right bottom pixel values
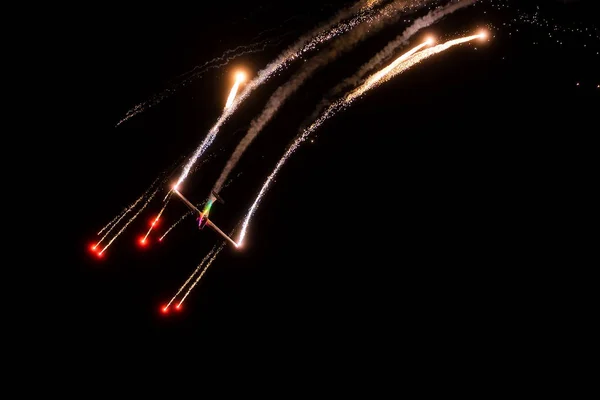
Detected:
left=237, top=104, right=340, bottom=245
left=238, top=34, right=482, bottom=245
left=225, top=79, right=242, bottom=109
left=164, top=245, right=217, bottom=310
left=173, top=9, right=376, bottom=189
left=177, top=242, right=225, bottom=306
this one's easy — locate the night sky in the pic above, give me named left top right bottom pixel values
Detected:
left=53, top=0, right=597, bottom=361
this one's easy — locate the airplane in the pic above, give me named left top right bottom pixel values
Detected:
left=172, top=188, right=238, bottom=248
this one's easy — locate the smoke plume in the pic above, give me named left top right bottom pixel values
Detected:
left=212, top=0, right=432, bottom=193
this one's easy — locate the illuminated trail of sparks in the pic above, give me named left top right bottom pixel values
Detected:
left=163, top=245, right=219, bottom=312
left=225, top=72, right=246, bottom=109
left=97, top=213, right=123, bottom=236
left=173, top=3, right=381, bottom=190
left=98, top=187, right=160, bottom=255
left=238, top=33, right=483, bottom=245
left=177, top=242, right=226, bottom=308
left=115, top=38, right=278, bottom=127
left=93, top=176, right=162, bottom=249
left=158, top=211, right=191, bottom=242
left=347, top=33, right=485, bottom=102
left=141, top=201, right=168, bottom=244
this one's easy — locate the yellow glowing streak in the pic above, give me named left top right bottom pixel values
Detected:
left=348, top=33, right=483, bottom=103
left=235, top=71, right=246, bottom=82
left=347, top=40, right=431, bottom=101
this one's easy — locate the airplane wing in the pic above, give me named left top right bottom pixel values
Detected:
left=173, top=189, right=202, bottom=214
left=173, top=189, right=238, bottom=248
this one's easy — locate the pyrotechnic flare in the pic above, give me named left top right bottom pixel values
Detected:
left=238, top=33, right=483, bottom=245
left=173, top=0, right=385, bottom=190
left=211, top=0, right=425, bottom=195
left=225, top=71, right=246, bottom=109
left=141, top=202, right=168, bottom=244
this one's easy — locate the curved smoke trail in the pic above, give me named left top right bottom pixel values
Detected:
left=212, top=0, right=431, bottom=195
left=305, top=0, right=479, bottom=128
left=237, top=32, right=484, bottom=245
left=173, top=0, right=387, bottom=189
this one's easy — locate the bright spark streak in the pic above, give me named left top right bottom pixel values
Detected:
left=158, top=210, right=191, bottom=242
left=141, top=201, right=168, bottom=242
left=97, top=212, right=123, bottom=236
left=173, top=6, right=379, bottom=190
left=238, top=33, right=483, bottom=245
left=164, top=245, right=218, bottom=310
left=177, top=242, right=225, bottom=307
left=98, top=186, right=160, bottom=255
left=347, top=33, right=483, bottom=103
left=346, top=40, right=432, bottom=101
left=225, top=73, right=245, bottom=109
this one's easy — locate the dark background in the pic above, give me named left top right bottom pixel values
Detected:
left=45, top=0, right=597, bottom=363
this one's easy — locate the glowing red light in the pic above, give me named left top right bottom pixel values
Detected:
left=96, top=251, right=104, bottom=258
left=175, top=304, right=182, bottom=311
left=89, top=244, right=97, bottom=252
left=161, top=306, right=169, bottom=314
left=139, top=237, right=147, bottom=246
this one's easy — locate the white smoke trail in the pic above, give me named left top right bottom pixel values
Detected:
left=173, top=0, right=385, bottom=189
left=211, top=0, right=430, bottom=194
left=306, top=0, right=479, bottom=125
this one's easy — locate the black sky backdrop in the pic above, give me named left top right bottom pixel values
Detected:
left=46, top=0, right=598, bottom=363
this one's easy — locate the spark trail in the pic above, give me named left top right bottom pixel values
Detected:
left=98, top=186, right=161, bottom=255
left=163, top=244, right=219, bottom=312
left=93, top=175, right=162, bottom=250
left=173, top=0, right=385, bottom=190
left=177, top=241, right=226, bottom=308
left=308, top=0, right=479, bottom=123
left=158, top=211, right=191, bottom=242
left=225, top=72, right=247, bottom=109
left=115, top=38, right=277, bottom=127
left=346, top=32, right=485, bottom=101
left=211, top=0, right=427, bottom=195
left=237, top=33, right=482, bottom=245
left=141, top=196, right=170, bottom=244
